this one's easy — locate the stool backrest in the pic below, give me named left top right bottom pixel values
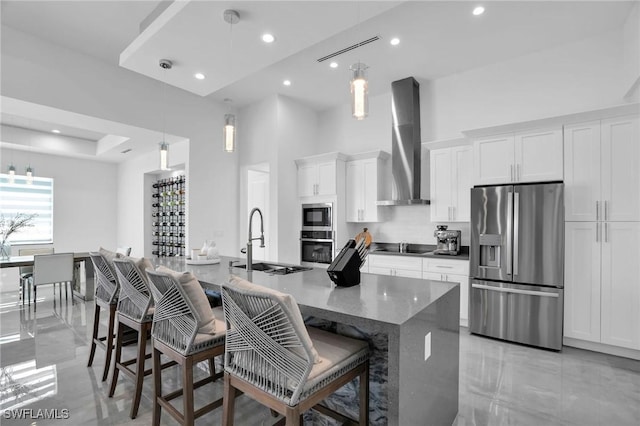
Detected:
left=89, top=252, right=119, bottom=304
left=220, top=283, right=315, bottom=405
left=146, top=269, right=199, bottom=355
left=116, top=246, right=132, bottom=256
left=113, top=258, right=152, bottom=322
left=33, top=253, right=73, bottom=285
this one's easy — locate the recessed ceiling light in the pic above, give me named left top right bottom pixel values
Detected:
left=390, top=38, right=400, bottom=46
left=262, top=33, right=275, bottom=43
left=329, top=62, right=338, bottom=69
left=194, top=73, right=205, bottom=80
left=51, top=129, right=61, bottom=134
left=473, top=6, right=485, bottom=16
left=283, top=80, right=291, bottom=86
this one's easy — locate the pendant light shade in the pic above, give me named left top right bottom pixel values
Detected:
left=223, top=113, right=236, bottom=153
left=159, top=142, right=169, bottom=171
left=25, top=165, right=34, bottom=185
left=350, top=62, right=369, bottom=120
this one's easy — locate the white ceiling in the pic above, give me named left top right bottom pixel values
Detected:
left=0, top=0, right=636, bottom=161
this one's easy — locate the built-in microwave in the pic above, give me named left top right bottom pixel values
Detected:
left=301, top=203, right=333, bottom=231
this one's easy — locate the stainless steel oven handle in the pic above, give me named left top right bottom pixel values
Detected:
left=472, top=283, right=560, bottom=298
left=300, top=238, right=334, bottom=243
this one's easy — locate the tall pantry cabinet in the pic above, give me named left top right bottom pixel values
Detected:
left=563, top=115, right=640, bottom=350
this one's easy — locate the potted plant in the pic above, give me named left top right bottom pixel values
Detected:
left=0, top=213, right=37, bottom=259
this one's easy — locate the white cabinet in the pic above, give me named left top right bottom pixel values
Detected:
left=473, top=128, right=563, bottom=185
left=345, top=152, right=388, bottom=222
left=367, top=255, right=422, bottom=278
left=564, top=221, right=640, bottom=350
left=430, top=145, right=472, bottom=222
left=423, top=258, right=469, bottom=326
left=564, top=116, right=640, bottom=222
left=296, top=153, right=347, bottom=198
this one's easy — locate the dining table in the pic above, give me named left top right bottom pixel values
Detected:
left=0, top=252, right=95, bottom=301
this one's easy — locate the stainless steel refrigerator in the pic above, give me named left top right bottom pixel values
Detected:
left=469, top=182, right=564, bottom=350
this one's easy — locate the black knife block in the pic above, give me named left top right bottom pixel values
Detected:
left=327, top=240, right=361, bottom=287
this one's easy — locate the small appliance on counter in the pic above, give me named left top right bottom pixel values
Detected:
left=433, top=225, right=461, bottom=255
left=327, top=230, right=370, bottom=287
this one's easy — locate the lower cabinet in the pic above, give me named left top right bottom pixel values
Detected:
left=367, top=255, right=422, bottom=278
left=564, top=221, right=640, bottom=350
left=423, top=258, right=470, bottom=327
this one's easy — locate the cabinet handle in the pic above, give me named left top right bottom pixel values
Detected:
left=596, top=222, right=599, bottom=242
left=605, top=222, right=608, bottom=243
left=596, top=201, right=600, bottom=221
left=604, top=200, right=608, bottom=221
left=451, top=206, right=455, bottom=221
left=435, top=265, right=454, bottom=269
left=510, top=165, right=514, bottom=181
left=517, top=164, right=520, bottom=181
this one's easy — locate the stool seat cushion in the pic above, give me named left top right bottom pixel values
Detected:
left=193, top=307, right=227, bottom=347
left=156, top=266, right=217, bottom=334
left=228, top=275, right=320, bottom=364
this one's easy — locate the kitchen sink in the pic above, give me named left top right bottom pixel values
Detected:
left=231, top=262, right=312, bottom=274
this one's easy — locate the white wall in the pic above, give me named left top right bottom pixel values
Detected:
left=1, top=147, right=117, bottom=253
left=623, top=3, right=640, bottom=100
left=1, top=26, right=238, bottom=259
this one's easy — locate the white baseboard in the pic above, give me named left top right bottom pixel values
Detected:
left=563, top=337, right=640, bottom=360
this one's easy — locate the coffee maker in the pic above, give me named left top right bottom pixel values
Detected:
left=433, top=225, right=461, bottom=255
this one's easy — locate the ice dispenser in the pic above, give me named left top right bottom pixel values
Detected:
left=478, top=234, right=502, bottom=268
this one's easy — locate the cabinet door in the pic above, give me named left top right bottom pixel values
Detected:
left=368, top=265, right=393, bottom=276
left=316, top=161, right=336, bottom=196
left=345, top=161, right=363, bottom=222
left=564, top=222, right=601, bottom=342
left=361, top=158, right=380, bottom=222
left=515, top=128, right=563, bottom=183
left=473, top=134, right=515, bottom=185
left=430, top=148, right=453, bottom=221
left=564, top=122, right=601, bottom=221
left=601, top=116, right=640, bottom=222
left=394, top=269, right=423, bottom=279
left=452, top=146, right=472, bottom=221
left=601, top=222, right=640, bottom=350
left=297, top=164, right=317, bottom=197
left=446, top=274, right=469, bottom=325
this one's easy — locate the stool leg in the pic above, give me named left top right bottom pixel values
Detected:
left=222, top=374, right=236, bottom=426
left=88, top=303, right=100, bottom=367
left=152, top=344, right=162, bottom=426
left=130, top=322, right=148, bottom=419
left=108, top=317, right=124, bottom=397
left=33, top=285, right=37, bottom=310
left=183, top=357, right=195, bottom=425
left=285, top=406, right=300, bottom=425
left=102, top=304, right=116, bottom=382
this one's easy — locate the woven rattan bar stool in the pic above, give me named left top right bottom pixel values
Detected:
left=221, top=276, right=370, bottom=426
left=108, top=257, right=176, bottom=419
left=87, top=251, right=120, bottom=382
left=146, top=268, right=226, bottom=426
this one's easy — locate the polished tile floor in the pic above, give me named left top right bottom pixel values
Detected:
left=0, top=270, right=639, bottom=425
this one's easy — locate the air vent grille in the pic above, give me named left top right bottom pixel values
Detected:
left=316, top=36, right=380, bottom=62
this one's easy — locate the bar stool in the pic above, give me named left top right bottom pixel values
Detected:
left=146, top=268, right=226, bottom=426
left=87, top=251, right=119, bottom=382
left=108, top=257, right=160, bottom=419
left=221, top=276, right=370, bottom=426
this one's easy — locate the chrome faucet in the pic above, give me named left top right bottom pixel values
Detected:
left=242, top=207, right=265, bottom=272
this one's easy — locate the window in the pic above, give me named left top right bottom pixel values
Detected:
left=0, top=174, right=54, bottom=244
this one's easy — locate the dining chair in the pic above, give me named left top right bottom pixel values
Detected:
left=87, top=251, right=120, bottom=382
left=146, top=268, right=226, bottom=426
left=31, top=253, right=74, bottom=310
left=18, top=247, right=54, bottom=306
left=220, top=276, right=370, bottom=426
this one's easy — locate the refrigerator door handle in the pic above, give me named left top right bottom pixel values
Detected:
left=596, top=201, right=600, bottom=221
left=506, top=191, right=513, bottom=276
left=604, top=200, right=608, bottom=221
left=472, top=283, right=560, bottom=298
left=513, top=191, right=520, bottom=276
left=596, top=222, right=600, bottom=242
left=605, top=222, right=609, bottom=243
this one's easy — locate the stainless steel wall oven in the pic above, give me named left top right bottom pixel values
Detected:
left=300, top=203, right=334, bottom=265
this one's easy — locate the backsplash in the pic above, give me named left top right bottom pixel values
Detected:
left=345, top=205, right=470, bottom=246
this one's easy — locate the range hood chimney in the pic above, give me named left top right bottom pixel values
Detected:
left=377, top=77, right=429, bottom=205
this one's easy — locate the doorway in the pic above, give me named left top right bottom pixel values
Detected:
left=247, top=167, right=270, bottom=261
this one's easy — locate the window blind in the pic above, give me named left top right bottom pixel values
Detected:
left=0, top=173, right=54, bottom=244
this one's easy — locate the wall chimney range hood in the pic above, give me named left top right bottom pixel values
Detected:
left=377, top=77, right=429, bottom=206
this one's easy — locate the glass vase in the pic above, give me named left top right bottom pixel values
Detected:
left=0, top=241, right=11, bottom=260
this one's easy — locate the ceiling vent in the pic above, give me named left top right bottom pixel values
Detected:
left=121, top=148, right=132, bottom=154
left=316, top=36, right=380, bottom=62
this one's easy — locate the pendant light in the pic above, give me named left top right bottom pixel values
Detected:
left=7, top=160, right=16, bottom=184
left=26, top=119, right=34, bottom=184
left=223, top=10, right=239, bottom=153
left=350, top=62, right=369, bottom=120
left=158, top=59, right=172, bottom=170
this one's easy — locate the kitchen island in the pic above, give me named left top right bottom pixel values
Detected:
left=157, top=256, right=460, bottom=426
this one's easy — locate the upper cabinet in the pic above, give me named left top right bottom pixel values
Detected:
left=345, top=151, right=389, bottom=222
left=564, top=116, right=640, bottom=222
left=296, top=153, right=347, bottom=198
left=473, top=128, right=563, bottom=185
left=430, top=145, right=472, bottom=222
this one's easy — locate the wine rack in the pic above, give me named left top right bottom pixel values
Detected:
left=152, top=175, right=185, bottom=257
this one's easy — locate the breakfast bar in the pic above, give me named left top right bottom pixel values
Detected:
left=157, top=255, right=460, bottom=426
